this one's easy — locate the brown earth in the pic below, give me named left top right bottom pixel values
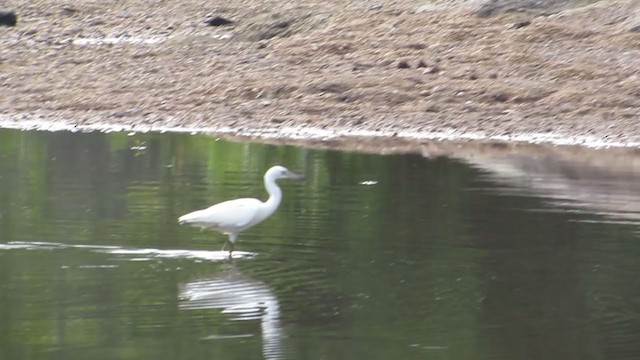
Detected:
left=1, top=0, right=639, bottom=154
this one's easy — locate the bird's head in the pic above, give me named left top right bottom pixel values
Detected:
left=267, top=165, right=305, bottom=181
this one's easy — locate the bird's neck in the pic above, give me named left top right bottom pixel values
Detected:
left=264, top=177, right=283, bottom=210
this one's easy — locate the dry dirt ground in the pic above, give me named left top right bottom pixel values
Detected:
left=1, top=0, right=639, bottom=154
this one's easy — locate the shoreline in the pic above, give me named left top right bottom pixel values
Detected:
left=3, top=116, right=640, bottom=149
left=3, top=116, right=640, bottom=160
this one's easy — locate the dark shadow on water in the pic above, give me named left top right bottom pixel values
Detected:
left=463, top=150, right=640, bottom=223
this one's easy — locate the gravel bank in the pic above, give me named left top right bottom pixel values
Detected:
left=1, top=0, right=639, bottom=153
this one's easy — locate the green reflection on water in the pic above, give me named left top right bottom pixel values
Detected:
left=0, top=129, right=639, bottom=360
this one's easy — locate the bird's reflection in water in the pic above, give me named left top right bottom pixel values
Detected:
left=179, top=264, right=283, bottom=359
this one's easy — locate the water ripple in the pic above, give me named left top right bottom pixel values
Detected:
left=0, top=241, right=254, bottom=261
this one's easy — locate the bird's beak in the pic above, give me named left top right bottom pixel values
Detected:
left=286, top=171, right=305, bottom=180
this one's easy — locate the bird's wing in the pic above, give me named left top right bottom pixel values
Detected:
left=184, top=198, right=262, bottom=229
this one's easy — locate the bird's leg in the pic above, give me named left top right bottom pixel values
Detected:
left=221, top=240, right=227, bottom=252
left=228, top=233, right=237, bottom=257
left=227, top=244, right=234, bottom=260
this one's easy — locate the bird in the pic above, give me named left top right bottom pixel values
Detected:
left=178, top=165, right=304, bottom=255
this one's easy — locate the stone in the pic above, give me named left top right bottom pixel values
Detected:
left=0, top=10, right=17, bottom=26
left=491, top=92, right=510, bottom=102
left=423, top=65, right=440, bottom=74
left=205, top=16, right=234, bottom=27
left=397, top=60, right=411, bottom=69
left=512, top=19, right=531, bottom=29
left=60, top=7, right=78, bottom=16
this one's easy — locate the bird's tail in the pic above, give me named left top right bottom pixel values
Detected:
left=178, top=213, right=196, bottom=225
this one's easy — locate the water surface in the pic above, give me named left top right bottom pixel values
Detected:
left=0, top=129, right=639, bottom=360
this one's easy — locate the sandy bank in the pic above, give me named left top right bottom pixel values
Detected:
left=1, top=0, right=639, bottom=154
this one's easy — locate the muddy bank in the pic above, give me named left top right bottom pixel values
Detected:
left=1, top=0, right=639, bottom=153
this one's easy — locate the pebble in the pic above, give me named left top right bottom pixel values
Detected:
left=397, top=60, right=411, bottom=69
left=205, top=16, right=234, bottom=27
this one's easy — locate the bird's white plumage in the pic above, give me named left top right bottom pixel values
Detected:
left=178, top=165, right=304, bottom=253
left=179, top=198, right=262, bottom=233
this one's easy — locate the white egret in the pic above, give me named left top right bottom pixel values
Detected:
left=178, top=165, right=304, bottom=254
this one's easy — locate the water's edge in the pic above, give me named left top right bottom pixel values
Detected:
left=1, top=118, right=638, bottom=161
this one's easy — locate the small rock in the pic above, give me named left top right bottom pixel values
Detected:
left=630, top=24, right=640, bottom=33
left=336, top=94, right=351, bottom=102
left=87, top=18, right=105, bottom=26
left=272, top=20, right=291, bottom=30
left=423, top=65, right=440, bottom=74
left=0, top=10, right=17, bottom=26
left=257, top=41, right=267, bottom=49
left=463, top=100, right=476, bottom=110
left=398, top=60, right=411, bottom=69
left=491, top=92, right=510, bottom=102
left=512, top=19, right=531, bottom=29
left=205, top=16, right=234, bottom=27
left=313, top=81, right=349, bottom=94
left=417, top=60, right=428, bottom=68
left=424, top=103, right=440, bottom=112
left=406, top=43, right=426, bottom=50
left=60, top=7, right=78, bottom=16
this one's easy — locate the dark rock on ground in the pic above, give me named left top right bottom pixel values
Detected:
left=397, top=60, right=411, bottom=69
left=60, top=7, right=78, bottom=16
left=512, top=19, right=531, bottom=29
left=0, top=10, right=17, bottom=26
left=205, top=16, right=234, bottom=26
